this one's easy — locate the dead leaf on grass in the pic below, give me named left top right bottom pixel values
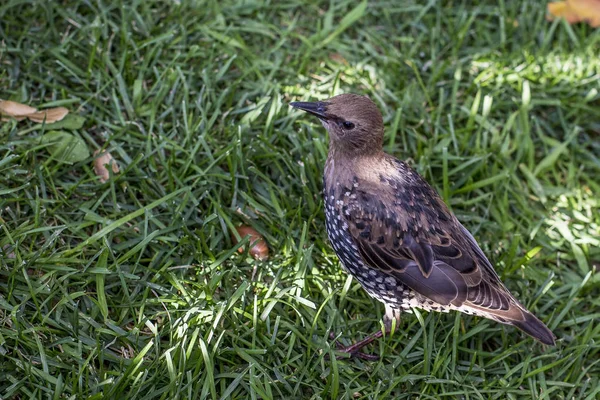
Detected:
left=26, top=107, right=70, bottom=123
left=232, top=226, right=269, bottom=261
left=0, top=100, right=37, bottom=121
left=547, top=0, right=600, bottom=27
left=0, top=99, right=71, bottom=123
left=93, top=150, right=120, bottom=183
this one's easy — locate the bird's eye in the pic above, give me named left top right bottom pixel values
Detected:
left=342, top=121, right=355, bottom=130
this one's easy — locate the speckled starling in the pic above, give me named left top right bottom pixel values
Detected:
left=291, top=94, right=555, bottom=357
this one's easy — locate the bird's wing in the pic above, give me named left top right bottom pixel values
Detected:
left=340, top=176, right=556, bottom=345
left=340, top=180, right=514, bottom=312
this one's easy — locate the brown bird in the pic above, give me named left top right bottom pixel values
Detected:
left=291, top=94, right=555, bottom=358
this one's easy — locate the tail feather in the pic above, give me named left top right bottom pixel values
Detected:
left=463, top=302, right=556, bottom=345
left=510, top=310, right=556, bottom=346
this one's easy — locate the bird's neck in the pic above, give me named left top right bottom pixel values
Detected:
left=324, top=147, right=385, bottom=190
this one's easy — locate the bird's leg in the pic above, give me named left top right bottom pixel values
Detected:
left=329, top=305, right=400, bottom=360
left=329, top=330, right=385, bottom=360
left=383, top=303, right=401, bottom=335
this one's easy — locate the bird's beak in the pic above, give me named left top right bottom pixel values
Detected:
left=290, top=101, right=329, bottom=120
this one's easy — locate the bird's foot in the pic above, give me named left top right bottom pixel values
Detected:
left=328, top=331, right=384, bottom=361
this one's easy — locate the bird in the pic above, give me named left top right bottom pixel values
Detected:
left=290, top=93, right=555, bottom=358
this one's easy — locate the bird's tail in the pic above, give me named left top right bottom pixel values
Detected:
left=463, top=302, right=556, bottom=345
left=509, top=309, right=556, bottom=346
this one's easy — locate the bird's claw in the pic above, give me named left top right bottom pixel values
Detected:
left=327, top=332, right=380, bottom=361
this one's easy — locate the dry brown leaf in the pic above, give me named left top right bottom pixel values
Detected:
left=329, top=53, right=349, bottom=65
left=26, top=107, right=70, bottom=123
left=233, top=226, right=269, bottom=261
left=93, top=150, right=120, bottom=183
left=548, top=0, right=600, bottom=27
left=548, top=1, right=580, bottom=23
left=1, top=116, right=26, bottom=122
left=0, top=100, right=37, bottom=118
left=0, top=100, right=72, bottom=123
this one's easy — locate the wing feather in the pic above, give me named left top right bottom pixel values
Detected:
left=343, top=179, right=516, bottom=313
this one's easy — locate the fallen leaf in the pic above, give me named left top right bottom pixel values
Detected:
left=26, top=107, right=69, bottom=123
left=232, top=226, right=269, bottom=261
left=329, top=53, right=348, bottom=64
left=0, top=100, right=37, bottom=120
left=548, top=0, right=600, bottom=27
left=548, top=2, right=579, bottom=23
left=93, top=150, right=120, bottom=183
left=1, top=116, right=25, bottom=122
left=0, top=99, right=78, bottom=125
left=41, top=130, right=90, bottom=163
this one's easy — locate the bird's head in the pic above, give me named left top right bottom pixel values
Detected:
left=291, top=93, right=384, bottom=157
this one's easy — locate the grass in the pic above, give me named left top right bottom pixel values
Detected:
left=1, top=0, right=599, bottom=398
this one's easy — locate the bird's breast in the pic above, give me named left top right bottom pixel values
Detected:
left=322, top=179, right=411, bottom=305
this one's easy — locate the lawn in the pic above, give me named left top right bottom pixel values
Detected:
left=1, top=0, right=599, bottom=399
